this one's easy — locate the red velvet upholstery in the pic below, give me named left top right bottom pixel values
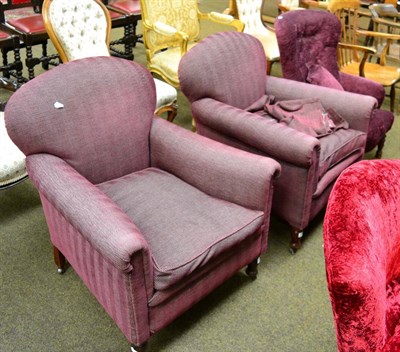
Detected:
left=5, top=56, right=281, bottom=349
left=275, top=10, right=394, bottom=158
left=179, top=31, right=376, bottom=251
left=109, top=0, right=140, bottom=14
left=324, top=159, right=400, bottom=352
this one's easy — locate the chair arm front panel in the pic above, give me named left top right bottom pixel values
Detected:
left=26, top=154, right=153, bottom=281
left=266, top=76, right=376, bottom=133
left=150, top=117, right=280, bottom=213
left=39, top=193, right=151, bottom=346
left=191, top=98, right=321, bottom=168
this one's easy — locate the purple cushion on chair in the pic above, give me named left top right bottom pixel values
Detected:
left=306, top=64, right=344, bottom=91
left=98, top=167, right=264, bottom=291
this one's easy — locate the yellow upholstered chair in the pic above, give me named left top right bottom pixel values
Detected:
left=328, top=0, right=400, bottom=112
left=42, top=0, right=178, bottom=121
left=139, top=0, right=244, bottom=87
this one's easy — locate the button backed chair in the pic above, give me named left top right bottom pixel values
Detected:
left=324, top=160, right=400, bottom=351
left=0, top=0, right=60, bottom=80
left=274, top=10, right=394, bottom=159
left=328, top=0, right=400, bottom=112
left=5, top=56, right=280, bottom=351
left=224, top=0, right=280, bottom=75
left=139, top=0, right=244, bottom=87
left=42, top=0, right=178, bottom=122
left=179, top=31, right=376, bottom=252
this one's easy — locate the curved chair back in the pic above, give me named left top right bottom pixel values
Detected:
left=179, top=31, right=266, bottom=110
left=5, top=57, right=156, bottom=184
left=324, top=159, right=400, bottom=351
left=275, top=10, right=342, bottom=83
left=43, top=0, right=111, bottom=62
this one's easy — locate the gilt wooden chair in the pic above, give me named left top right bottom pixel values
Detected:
left=140, top=0, right=244, bottom=87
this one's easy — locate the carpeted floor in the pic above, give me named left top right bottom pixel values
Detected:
left=1, top=1, right=399, bottom=351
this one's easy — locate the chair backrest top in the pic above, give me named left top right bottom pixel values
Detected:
left=42, top=0, right=111, bottom=62
left=179, top=31, right=267, bottom=109
left=5, top=56, right=156, bottom=184
left=369, top=3, right=399, bottom=19
left=275, top=10, right=342, bottom=82
left=140, top=0, right=200, bottom=52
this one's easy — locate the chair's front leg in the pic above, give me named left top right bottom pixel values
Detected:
left=245, top=258, right=260, bottom=280
left=53, top=245, right=66, bottom=274
left=290, top=228, right=304, bottom=255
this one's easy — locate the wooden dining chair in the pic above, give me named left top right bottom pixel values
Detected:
left=328, top=0, right=400, bottom=112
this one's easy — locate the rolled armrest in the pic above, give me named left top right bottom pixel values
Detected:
left=339, top=72, right=385, bottom=107
left=266, top=76, right=377, bottom=133
left=191, top=98, right=321, bottom=168
left=26, top=154, right=152, bottom=278
left=150, top=117, right=281, bottom=211
left=153, top=21, right=177, bottom=36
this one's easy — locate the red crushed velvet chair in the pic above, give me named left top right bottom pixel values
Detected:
left=5, top=56, right=280, bottom=351
left=101, top=0, right=142, bottom=60
left=179, top=31, right=377, bottom=252
left=324, top=159, right=400, bottom=351
left=274, top=10, right=394, bottom=159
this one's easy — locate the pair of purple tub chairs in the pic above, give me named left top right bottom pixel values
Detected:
left=5, top=14, right=390, bottom=352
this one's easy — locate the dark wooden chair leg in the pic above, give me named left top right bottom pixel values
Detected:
left=290, top=228, right=303, bottom=254
left=266, top=60, right=272, bottom=76
left=245, top=258, right=259, bottom=280
left=375, top=135, right=386, bottom=159
left=53, top=246, right=66, bottom=274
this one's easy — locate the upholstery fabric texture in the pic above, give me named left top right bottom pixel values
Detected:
left=179, top=31, right=373, bottom=235
left=98, top=167, right=264, bottom=291
left=324, top=159, right=400, bottom=352
left=5, top=56, right=280, bottom=347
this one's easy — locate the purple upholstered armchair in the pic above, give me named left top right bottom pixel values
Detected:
left=5, top=57, right=281, bottom=351
left=179, top=31, right=377, bottom=252
left=324, top=160, right=400, bottom=351
left=274, top=10, right=394, bottom=159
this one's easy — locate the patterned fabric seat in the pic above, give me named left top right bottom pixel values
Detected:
left=0, top=112, right=27, bottom=189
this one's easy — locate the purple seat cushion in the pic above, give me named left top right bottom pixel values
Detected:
left=98, top=167, right=264, bottom=291
left=306, top=64, right=344, bottom=91
left=318, top=129, right=366, bottom=180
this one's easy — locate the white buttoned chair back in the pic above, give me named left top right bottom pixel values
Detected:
left=43, top=0, right=111, bottom=63
left=235, top=0, right=267, bottom=34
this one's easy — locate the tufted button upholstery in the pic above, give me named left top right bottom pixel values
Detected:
left=48, top=0, right=109, bottom=61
